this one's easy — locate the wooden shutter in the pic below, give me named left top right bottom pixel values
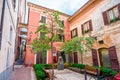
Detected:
left=36, top=52, right=42, bottom=64
left=68, top=53, right=73, bottom=63
left=81, top=24, right=84, bottom=34
left=102, top=11, right=109, bottom=25
left=92, top=49, right=99, bottom=66
left=75, top=28, right=78, bottom=37
left=118, top=3, right=120, bottom=17
left=62, top=20, right=64, bottom=26
left=108, top=46, right=119, bottom=72
left=89, top=20, right=93, bottom=31
left=70, top=31, right=72, bottom=38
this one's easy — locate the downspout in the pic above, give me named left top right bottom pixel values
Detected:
left=0, top=0, right=6, bottom=49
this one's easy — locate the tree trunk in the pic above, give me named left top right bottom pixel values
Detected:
left=51, top=41, right=54, bottom=80
left=81, top=53, right=83, bottom=64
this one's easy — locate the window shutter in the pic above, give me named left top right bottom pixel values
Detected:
left=68, top=53, right=73, bottom=63
left=102, top=11, right=109, bottom=25
left=89, top=20, right=93, bottom=31
left=92, top=49, right=99, bottom=66
left=108, top=46, right=119, bottom=72
left=62, top=20, right=64, bottom=26
left=75, top=28, right=78, bottom=37
left=81, top=24, right=84, bottom=34
left=118, top=3, right=120, bottom=17
left=70, top=31, right=72, bottom=38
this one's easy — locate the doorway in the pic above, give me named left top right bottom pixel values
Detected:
left=57, top=51, right=66, bottom=63
left=98, top=48, right=111, bottom=68
left=73, top=52, right=78, bottom=63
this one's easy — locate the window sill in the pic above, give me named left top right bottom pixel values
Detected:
left=110, top=17, right=120, bottom=24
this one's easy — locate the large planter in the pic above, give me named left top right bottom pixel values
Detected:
left=67, top=67, right=84, bottom=73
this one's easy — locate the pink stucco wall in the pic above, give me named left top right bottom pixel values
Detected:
left=25, top=9, right=40, bottom=66
left=25, top=4, right=70, bottom=65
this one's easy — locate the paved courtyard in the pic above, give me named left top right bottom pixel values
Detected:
left=54, top=69, right=95, bottom=80
left=9, top=66, right=95, bottom=80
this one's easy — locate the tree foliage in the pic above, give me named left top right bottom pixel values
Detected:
left=61, top=36, right=94, bottom=54
left=31, top=11, right=64, bottom=53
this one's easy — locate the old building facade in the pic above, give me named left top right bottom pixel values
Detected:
left=0, top=0, right=26, bottom=80
left=25, top=3, right=70, bottom=66
left=25, top=0, right=120, bottom=72
left=68, top=0, right=120, bottom=72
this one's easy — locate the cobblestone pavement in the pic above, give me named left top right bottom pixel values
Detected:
left=9, top=66, right=33, bottom=80
left=54, top=69, right=95, bottom=80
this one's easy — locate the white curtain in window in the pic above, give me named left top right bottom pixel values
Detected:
left=113, top=7, right=119, bottom=18
left=84, top=22, right=89, bottom=31
left=108, top=10, right=114, bottom=20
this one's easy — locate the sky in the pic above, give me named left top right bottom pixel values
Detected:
left=28, top=0, right=89, bottom=15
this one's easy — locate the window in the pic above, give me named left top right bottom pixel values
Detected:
left=62, top=20, right=64, bottom=26
left=39, top=32, right=45, bottom=38
left=0, top=0, right=5, bottom=49
left=12, top=0, right=16, bottom=9
left=57, top=34, right=64, bottom=42
left=0, top=31, right=2, bottom=48
left=81, top=20, right=93, bottom=34
left=108, top=7, right=119, bottom=22
left=41, top=16, right=46, bottom=23
left=71, top=28, right=78, bottom=38
left=9, top=27, right=12, bottom=42
left=6, top=48, right=11, bottom=68
left=103, top=3, right=120, bottom=25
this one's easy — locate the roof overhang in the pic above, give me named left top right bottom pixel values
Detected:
left=68, top=0, right=96, bottom=21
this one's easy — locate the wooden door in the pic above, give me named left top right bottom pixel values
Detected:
left=36, top=53, right=42, bottom=64
left=108, top=46, right=119, bottom=72
left=68, top=53, right=73, bottom=63
left=74, top=52, right=78, bottom=63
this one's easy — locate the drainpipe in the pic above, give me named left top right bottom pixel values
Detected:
left=0, top=0, right=6, bottom=49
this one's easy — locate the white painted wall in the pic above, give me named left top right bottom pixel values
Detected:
left=0, top=0, right=26, bottom=80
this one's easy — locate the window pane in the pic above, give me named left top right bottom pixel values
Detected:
left=6, top=48, right=11, bottom=68
left=41, top=16, right=46, bottom=23
left=113, top=7, right=119, bottom=18
left=83, top=22, right=90, bottom=32
left=84, top=24, right=87, bottom=31
left=108, top=10, right=114, bottom=20
left=9, top=27, right=12, bottom=42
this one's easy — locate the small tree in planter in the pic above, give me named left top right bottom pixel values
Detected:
left=31, top=36, right=50, bottom=64
left=61, top=36, right=94, bottom=64
left=31, top=11, right=64, bottom=80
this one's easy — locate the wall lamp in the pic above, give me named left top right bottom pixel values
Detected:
left=29, top=31, right=33, bottom=41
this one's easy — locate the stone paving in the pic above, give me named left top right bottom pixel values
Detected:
left=9, top=66, right=95, bottom=80
left=54, top=69, right=95, bottom=80
left=8, top=65, right=35, bottom=80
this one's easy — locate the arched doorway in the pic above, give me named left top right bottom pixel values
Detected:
left=98, top=48, right=111, bottom=68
